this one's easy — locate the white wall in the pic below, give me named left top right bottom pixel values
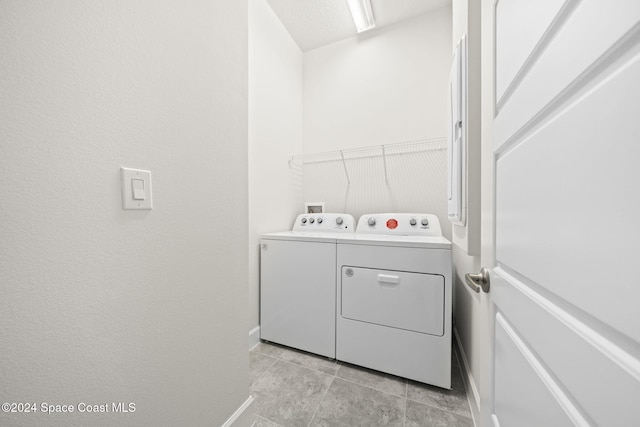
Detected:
left=0, top=1, right=251, bottom=426
left=300, top=6, right=453, bottom=238
left=248, top=0, right=303, bottom=337
left=451, top=0, right=481, bottom=257
left=303, top=6, right=452, bottom=153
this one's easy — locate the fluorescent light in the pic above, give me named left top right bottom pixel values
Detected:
left=347, top=0, right=375, bottom=33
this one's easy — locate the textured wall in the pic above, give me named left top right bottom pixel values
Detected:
left=0, top=1, right=250, bottom=426
left=248, top=0, right=303, bottom=334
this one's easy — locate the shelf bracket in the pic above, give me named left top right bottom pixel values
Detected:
left=340, top=150, right=351, bottom=185
left=381, top=145, right=389, bottom=185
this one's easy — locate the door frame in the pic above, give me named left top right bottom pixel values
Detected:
left=479, top=1, right=497, bottom=425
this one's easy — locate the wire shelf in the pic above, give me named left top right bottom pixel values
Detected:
left=289, top=137, right=450, bottom=239
left=289, top=137, right=447, bottom=166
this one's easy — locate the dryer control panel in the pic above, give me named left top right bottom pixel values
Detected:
left=356, top=213, right=443, bottom=236
left=293, top=213, right=355, bottom=232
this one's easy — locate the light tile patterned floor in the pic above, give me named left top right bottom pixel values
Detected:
left=249, top=342, right=473, bottom=427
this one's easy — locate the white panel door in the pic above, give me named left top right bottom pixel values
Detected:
left=488, top=0, right=640, bottom=425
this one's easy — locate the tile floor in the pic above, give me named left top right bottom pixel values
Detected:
left=249, top=341, right=473, bottom=427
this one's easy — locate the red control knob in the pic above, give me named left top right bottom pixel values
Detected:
left=386, top=219, right=398, bottom=229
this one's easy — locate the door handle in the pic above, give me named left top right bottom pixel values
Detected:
left=465, top=267, right=490, bottom=293
left=377, top=274, right=400, bottom=284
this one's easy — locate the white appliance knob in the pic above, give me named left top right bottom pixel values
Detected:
left=409, top=218, right=417, bottom=226
left=336, top=217, right=343, bottom=225
left=301, top=218, right=307, bottom=224
left=368, top=217, right=376, bottom=226
left=309, top=218, right=315, bottom=224
left=421, top=218, right=429, bottom=226
left=317, top=217, right=323, bottom=224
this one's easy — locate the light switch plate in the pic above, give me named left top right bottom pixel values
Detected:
left=121, top=167, right=152, bottom=210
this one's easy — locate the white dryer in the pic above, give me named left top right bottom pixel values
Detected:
left=260, top=213, right=355, bottom=358
left=336, top=213, right=452, bottom=388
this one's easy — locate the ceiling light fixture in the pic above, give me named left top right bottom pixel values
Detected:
left=347, top=0, right=376, bottom=34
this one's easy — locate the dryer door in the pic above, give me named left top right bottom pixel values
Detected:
left=341, top=266, right=444, bottom=336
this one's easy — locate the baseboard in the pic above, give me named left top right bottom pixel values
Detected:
left=454, top=327, right=481, bottom=427
left=248, top=325, right=260, bottom=350
left=221, top=395, right=254, bottom=427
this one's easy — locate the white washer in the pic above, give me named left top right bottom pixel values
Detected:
left=336, top=213, right=452, bottom=388
left=260, top=213, right=355, bottom=358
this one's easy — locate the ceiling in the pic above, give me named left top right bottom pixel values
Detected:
left=265, top=0, right=452, bottom=52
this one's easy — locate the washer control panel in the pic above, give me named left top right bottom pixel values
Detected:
left=293, top=213, right=355, bottom=232
left=356, top=213, right=442, bottom=236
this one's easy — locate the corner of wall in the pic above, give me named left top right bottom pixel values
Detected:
left=248, top=0, right=304, bottom=341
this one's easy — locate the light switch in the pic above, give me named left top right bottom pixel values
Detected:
left=121, top=167, right=152, bottom=210
left=132, top=178, right=145, bottom=200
